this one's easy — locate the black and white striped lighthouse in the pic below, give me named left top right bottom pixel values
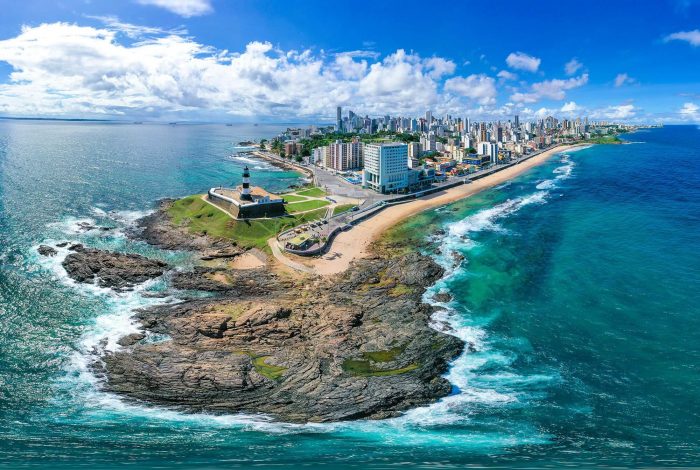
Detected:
left=240, top=166, right=252, bottom=200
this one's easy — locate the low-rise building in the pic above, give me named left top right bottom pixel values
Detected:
left=207, top=166, right=285, bottom=219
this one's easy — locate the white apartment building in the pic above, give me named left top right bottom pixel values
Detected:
left=478, top=142, right=499, bottom=163
left=420, top=134, right=436, bottom=152
left=312, top=146, right=326, bottom=165
left=363, top=142, right=409, bottom=193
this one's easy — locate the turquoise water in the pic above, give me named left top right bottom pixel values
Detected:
left=1, top=122, right=699, bottom=468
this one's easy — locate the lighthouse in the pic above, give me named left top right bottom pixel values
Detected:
left=240, top=166, right=252, bottom=201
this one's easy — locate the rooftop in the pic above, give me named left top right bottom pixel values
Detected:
left=211, top=186, right=282, bottom=205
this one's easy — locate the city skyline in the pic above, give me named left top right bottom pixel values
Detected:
left=0, top=0, right=699, bottom=123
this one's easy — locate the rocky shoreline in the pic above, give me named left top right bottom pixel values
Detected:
left=42, top=200, right=464, bottom=423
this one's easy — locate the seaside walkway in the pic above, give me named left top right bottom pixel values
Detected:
left=272, top=143, right=568, bottom=259
left=267, top=238, right=314, bottom=274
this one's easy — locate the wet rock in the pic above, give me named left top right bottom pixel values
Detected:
left=117, top=333, right=145, bottom=347
left=56, top=242, right=69, bottom=248
left=37, top=245, right=58, bottom=257
left=141, top=291, right=170, bottom=298
left=451, top=252, right=465, bottom=264
left=432, top=292, right=452, bottom=303
left=62, top=245, right=169, bottom=290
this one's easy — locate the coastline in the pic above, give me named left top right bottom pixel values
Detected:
left=307, top=143, right=586, bottom=275
left=35, top=142, right=583, bottom=423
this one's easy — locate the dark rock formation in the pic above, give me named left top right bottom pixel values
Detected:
left=97, top=202, right=463, bottom=423
left=37, top=245, right=58, bottom=257
left=62, top=244, right=168, bottom=290
left=432, top=292, right=453, bottom=303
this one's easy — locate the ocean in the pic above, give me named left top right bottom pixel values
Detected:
left=0, top=122, right=698, bottom=468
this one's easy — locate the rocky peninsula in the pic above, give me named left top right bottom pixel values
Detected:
left=42, top=200, right=464, bottom=423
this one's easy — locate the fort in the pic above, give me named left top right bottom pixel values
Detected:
left=207, top=166, right=285, bottom=219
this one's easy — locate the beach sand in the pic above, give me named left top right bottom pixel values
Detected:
left=230, top=250, right=267, bottom=270
left=304, top=144, right=584, bottom=276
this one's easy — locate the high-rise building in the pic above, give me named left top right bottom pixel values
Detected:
left=324, top=138, right=362, bottom=170
left=479, top=122, right=487, bottom=142
left=407, top=142, right=421, bottom=158
left=514, top=115, right=519, bottom=128
left=425, top=110, right=432, bottom=129
left=363, top=143, right=409, bottom=194
left=478, top=142, right=499, bottom=163
left=336, top=106, right=342, bottom=132
left=461, top=135, right=471, bottom=149
left=312, top=146, right=326, bottom=165
left=420, top=134, right=436, bottom=152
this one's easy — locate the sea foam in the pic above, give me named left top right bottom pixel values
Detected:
left=398, top=158, right=577, bottom=429
left=47, top=155, right=571, bottom=437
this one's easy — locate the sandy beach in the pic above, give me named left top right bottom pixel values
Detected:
left=305, top=144, right=585, bottom=275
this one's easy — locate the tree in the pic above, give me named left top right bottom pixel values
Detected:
left=260, top=142, right=266, bottom=150
left=295, top=155, right=303, bottom=162
left=280, top=150, right=286, bottom=159
left=301, top=147, right=311, bottom=157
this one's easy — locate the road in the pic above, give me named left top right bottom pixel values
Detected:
left=267, top=238, right=314, bottom=274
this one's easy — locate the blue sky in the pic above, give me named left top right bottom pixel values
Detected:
left=0, top=0, right=698, bottom=122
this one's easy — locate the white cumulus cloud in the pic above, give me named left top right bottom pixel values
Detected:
left=560, top=101, right=579, bottom=113
left=135, top=0, right=213, bottom=17
left=0, top=22, right=477, bottom=119
left=593, top=104, right=636, bottom=119
left=565, top=58, right=583, bottom=75
left=664, top=29, right=700, bottom=46
left=497, top=70, right=517, bottom=81
left=510, top=74, right=589, bottom=103
left=505, top=52, right=541, bottom=72
left=423, top=57, right=456, bottom=79
left=679, top=102, right=699, bottom=120
left=614, top=73, right=635, bottom=87
left=444, top=74, right=497, bottom=105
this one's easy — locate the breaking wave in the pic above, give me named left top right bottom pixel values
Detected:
left=38, top=154, right=573, bottom=443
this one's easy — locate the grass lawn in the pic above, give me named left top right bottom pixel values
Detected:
left=332, top=204, right=356, bottom=216
left=281, top=194, right=307, bottom=203
left=297, top=187, right=326, bottom=197
left=584, top=135, right=622, bottom=144
left=167, top=195, right=326, bottom=250
left=168, top=195, right=234, bottom=239
left=285, top=199, right=330, bottom=213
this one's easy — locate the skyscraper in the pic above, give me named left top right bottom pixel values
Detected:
left=425, top=110, right=432, bottom=129
left=514, top=114, right=519, bottom=128
left=336, top=106, right=342, bottom=132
